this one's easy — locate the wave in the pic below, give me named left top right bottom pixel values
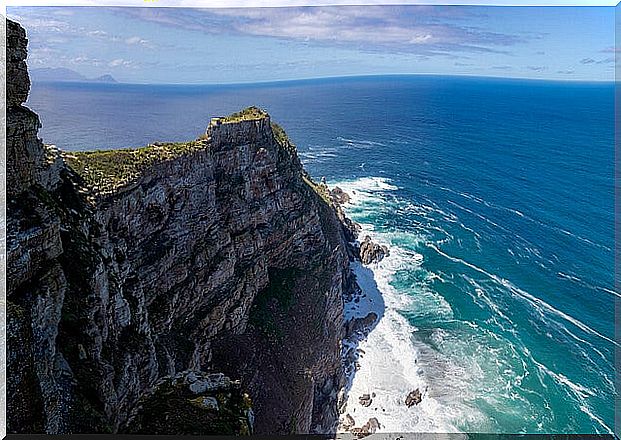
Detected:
left=337, top=136, right=388, bottom=148
left=429, top=182, right=612, bottom=253
left=427, top=243, right=618, bottom=349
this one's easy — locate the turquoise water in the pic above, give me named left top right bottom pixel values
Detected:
left=28, top=75, right=616, bottom=434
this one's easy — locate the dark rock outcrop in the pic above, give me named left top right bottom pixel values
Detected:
left=7, top=19, right=356, bottom=435
left=328, top=187, right=361, bottom=257
left=358, top=394, right=372, bottom=407
left=350, top=417, right=380, bottom=438
left=405, top=389, right=423, bottom=407
left=359, top=235, right=389, bottom=265
left=330, top=186, right=351, bottom=205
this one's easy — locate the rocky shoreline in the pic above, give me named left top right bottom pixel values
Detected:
left=328, top=185, right=427, bottom=438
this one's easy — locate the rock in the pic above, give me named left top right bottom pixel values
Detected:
left=188, top=373, right=231, bottom=394
left=328, top=186, right=361, bottom=245
left=345, top=312, right=378, bottom=339
left=359, top=236, right=389, bottom=264
left=330, top=186, right=351, bottom=205
left=359, top=393, right=372, bottom=407
left=341, top=413, right=356, bottom=431
left=351, top=417, right=381, bottom=438
left=191, top=396, right=219, bottom=411
left=405, top=389, right=423, bottom=407
left=367, top=417, right=381, bottom=432
left=125, top=371, right=251, bottom=434
left=77, top=344, right=87, bottom=360
left=7, top=19, right=30, bottom=107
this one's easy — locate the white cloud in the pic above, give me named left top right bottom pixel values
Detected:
left=107, top=58, right=142, bottom=68
left=125, top=36, right=149, bottom=45
left=120, top=6, right=525, bottom=55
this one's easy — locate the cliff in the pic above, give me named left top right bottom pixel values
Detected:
left=6, top=19, right=356, bottom=435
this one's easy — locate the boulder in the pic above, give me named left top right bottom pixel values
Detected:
left=359, top=236, right=389, bottom=264
left=330, top=186, right=351, bottom=205
left=405, top=388, right=422, bottom=407
left=351, top=417, right=381, bottom=438
left=341, top=413, right=356, bottom=431
left=359, top=393, right=372, bottom=407
left=367, top=417, right=381, bottom=432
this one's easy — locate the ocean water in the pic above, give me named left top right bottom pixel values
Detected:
left=27, top=75, right=616, bottom=434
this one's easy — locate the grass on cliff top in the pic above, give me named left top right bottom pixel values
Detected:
left=64, top=140, right=207, bottom=195
left=217, top=106, right=268, bottom=123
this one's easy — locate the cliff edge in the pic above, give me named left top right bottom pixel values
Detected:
left=6, top=19, right=356, bottom=435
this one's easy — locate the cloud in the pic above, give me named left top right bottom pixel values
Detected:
left=526, top=65, right=546, bottom=71
left=581, top=56, right=614, bottom=65
left=117, top=6, right=527, bottom=56
left=71, top=55, right=104, bottom=67
left=9, top=14, right=71, bottom=33
left=9, top=8, right=160, bottom=54
left=125, top=36, right=152, bottom=46
left=557, top=69, right=574, bottom=74
left=109, top=58, right=131, bottom=67
left=491, top=65, right=511, bottom=70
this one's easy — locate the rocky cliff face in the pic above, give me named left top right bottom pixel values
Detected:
left=7, top=19, right=355, bottom=435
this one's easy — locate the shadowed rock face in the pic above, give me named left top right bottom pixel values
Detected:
left=7, top=19, right=355, bottom=435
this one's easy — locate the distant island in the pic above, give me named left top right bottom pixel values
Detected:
left=30, top=67, right=117, bottom=83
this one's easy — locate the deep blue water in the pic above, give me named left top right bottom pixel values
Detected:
left=28, top=76, right=615, bottom=434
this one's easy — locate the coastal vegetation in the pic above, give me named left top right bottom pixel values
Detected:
left=63, top=141, right=207, bottom=194
left=218, top=106, right=268, bottom=123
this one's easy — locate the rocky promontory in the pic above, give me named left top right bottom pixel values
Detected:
left=7, top=19, right=357, bottom=435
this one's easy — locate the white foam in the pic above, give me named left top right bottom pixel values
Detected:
left=334, top=177, right=486, bottom=434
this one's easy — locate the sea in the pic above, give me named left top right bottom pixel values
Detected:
left=27, top=75, right=616, bottom=435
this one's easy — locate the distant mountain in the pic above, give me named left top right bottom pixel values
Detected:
left=93, top=74, right=117, bottom=83
left=30, top=67, right=117, bottom=83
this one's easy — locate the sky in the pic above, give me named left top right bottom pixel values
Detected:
left=7, top=5, right=616, bottom=83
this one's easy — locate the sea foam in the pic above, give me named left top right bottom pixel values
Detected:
left=335, top=177, right=486, bottom=434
